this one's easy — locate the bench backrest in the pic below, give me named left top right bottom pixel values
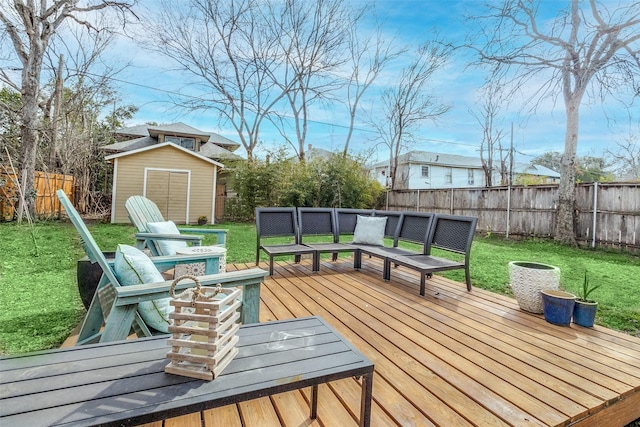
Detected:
left=373, top=210, right=403, bottom=240
left=125, top=195, right=165, bottom=232
left=394, top=212, right=435, bottom=252
left=335, top=208, right=375, bottom=237
left=125, top=195, right=172, bottom=256
left=255, top=207, right=300, bottom=247
left=426, top=214, right=478, bottom=256
left=297, top=207, right=338, bottom=243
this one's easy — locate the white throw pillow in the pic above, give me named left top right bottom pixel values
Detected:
left=352, top=215, right=387, bottom=246
left=113, top=244, right=173, bottom=332
left=146, top=220, right=188, bottom=255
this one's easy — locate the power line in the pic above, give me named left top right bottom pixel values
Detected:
left=78, top=70, right=472, bottom=147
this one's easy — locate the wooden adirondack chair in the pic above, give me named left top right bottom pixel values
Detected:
left=125, top=195, right=228, bottom=256
left=57, top=190, right=267, bottom=345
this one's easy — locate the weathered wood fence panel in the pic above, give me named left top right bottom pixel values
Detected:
left=0, top=171, right=75, bottom=220
left=387, top=182, right=640, bottom=251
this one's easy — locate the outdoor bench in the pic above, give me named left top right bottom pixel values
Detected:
left=384, top=214, right=478, bottom=295
left=353, top=211, right=435, bottom=280
left=322, top=208, right=477, bottom=295
left=254, top=206, right=478, bottom=295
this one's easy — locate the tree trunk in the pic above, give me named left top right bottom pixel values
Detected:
left=555, top=97, right=579, bottom=245
left=16, top=64, right=42, bottom=222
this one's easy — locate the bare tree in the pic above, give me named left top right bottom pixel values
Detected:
left=41, top=26, right=128, bottom=171
left=605, top=126, right=640, bottom=180
left=471, top=79, right=507, bottom=186
left=342, top=17, right=403, bottom=156
left=267, top=0, right=355, bottom=161
left=0, top=0, right=136, bottom=221
left=147, top=0, right=292, bottom=161
left=470, top=0, right=640, bottom=244
left=370, top=41, right=451, bottom=190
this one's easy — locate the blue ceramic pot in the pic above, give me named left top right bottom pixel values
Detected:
left=541, top=290, right=576, bottom=326
left=573, top=301, right=598, bottom=327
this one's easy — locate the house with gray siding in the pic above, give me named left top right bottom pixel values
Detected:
left=371, top=150, right=560, bottom=190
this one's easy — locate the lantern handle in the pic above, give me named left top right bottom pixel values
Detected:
left=170, top=275, right=222, bottom=306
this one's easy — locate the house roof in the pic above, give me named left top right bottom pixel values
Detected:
left=104, top=142, right=224, bottom=168
left=102, top=136, right=156, bottom=153
left=371, top=151, right=484, bottom=168
left=199, top=142, right=243, bottom=160
left=371, top=150, right=560, bottom=177
left=514, top=163, right=561, bottom=178
left=113, top=122, right=241, bottom=151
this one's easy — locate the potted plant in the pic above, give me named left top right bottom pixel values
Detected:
left=509, top=261, right=560, bottom=313
left=541, top=289, right=576, bottom=326
left=573, top=270, right=601, bottom=327
left=197, top=215, right=207, bottom=225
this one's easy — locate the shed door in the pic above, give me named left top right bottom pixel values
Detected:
left=145, top=170, right=189, bottom=223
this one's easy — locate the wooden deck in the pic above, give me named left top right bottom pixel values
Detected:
left=70, top=257, right=640, bottom=427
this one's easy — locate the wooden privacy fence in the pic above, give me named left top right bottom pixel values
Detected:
left=385, top=182, right=640, bottom=251
left=0, top=170, right=75, bottom=220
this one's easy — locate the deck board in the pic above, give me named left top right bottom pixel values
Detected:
left=65, top=258, right=640, bottom=427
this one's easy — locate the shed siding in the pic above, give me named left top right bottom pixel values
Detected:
left=111, top=145, right=217, bottom=224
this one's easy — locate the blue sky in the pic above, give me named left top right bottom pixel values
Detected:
left=111, top=0, right=637, bottom=165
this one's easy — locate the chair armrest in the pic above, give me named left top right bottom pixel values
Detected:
left=107, top=251, right=224, bottom=274
left=135, top=232, right=203, bottom=243
left=150, top=252, right=224, bottom=274
left=113, top=268, right=269, bottom=305
left=178, top=228, right=228, bottom=246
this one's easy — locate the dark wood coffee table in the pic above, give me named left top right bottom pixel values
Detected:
left=0, top=316, right=374, bottom=427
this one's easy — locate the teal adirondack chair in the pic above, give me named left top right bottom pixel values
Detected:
left=57, top=190, right=267, bottom=345
left=124, top=195, right=227, bottom=256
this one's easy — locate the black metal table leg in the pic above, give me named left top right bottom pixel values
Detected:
left=311, top=384, right=319, bottom=419
left=360, top=373, right=373, bottom=427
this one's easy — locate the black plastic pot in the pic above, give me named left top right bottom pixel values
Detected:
left=77, top=252, right=116, bottom=309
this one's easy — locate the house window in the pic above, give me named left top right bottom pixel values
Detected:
left=468, top=169, right=474, bottom=185
left=421, top=166, right=429, bottom=177
left=165, top=136, right=195, bottom=150
left=445, top=167, right=452, bottom=184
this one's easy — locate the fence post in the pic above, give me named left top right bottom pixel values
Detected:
left=506, top=185, right=511, bottom=239
left=592, top=182, right=598, bottom=248
left=450, top=188, right=454, bottom=214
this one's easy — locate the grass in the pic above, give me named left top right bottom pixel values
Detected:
left=0, top=221, right=639, bottom=355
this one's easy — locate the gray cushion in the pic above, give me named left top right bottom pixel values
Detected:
left=146, top=220, right=188, bottom=256
left=353, top=215, right=387, bottom=246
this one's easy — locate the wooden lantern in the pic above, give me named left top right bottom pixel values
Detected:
left=165, top=275, right=242, bottom=380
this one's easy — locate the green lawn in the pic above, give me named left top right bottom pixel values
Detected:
left=0, top=221, right=638, bottom=354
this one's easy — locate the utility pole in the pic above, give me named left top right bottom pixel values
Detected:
left=506, top=122, right=513, bottom=239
